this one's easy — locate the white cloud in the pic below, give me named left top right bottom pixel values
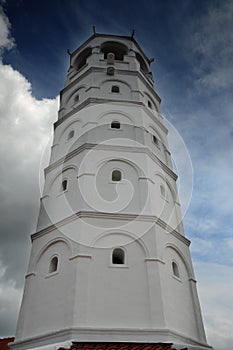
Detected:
left=189, top=151, right=233, bottom=235
left=0, top=59, right=58, bottom=336
left=0, top=5, right=58, bottom=335
left=190, top=237, right=214, bottom=256
left=226, top=238, right=233, bottom=250
left=0, top=5, right=15, bottom=56
left=195, top=262, right=233, bottom=350
left=171, top=103, right=233, bottom=240
left=0, top=63, right=58, bottom=164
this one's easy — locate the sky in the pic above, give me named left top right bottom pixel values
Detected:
left=0, top=0, right=232, bottom=349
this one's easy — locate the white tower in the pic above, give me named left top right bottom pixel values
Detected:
left=11, top=33, right=212, bottom=350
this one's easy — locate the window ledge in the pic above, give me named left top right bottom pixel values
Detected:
left=65, top=139, right=75, bottom=143
left=45, top=271, right=59, bottom=279
left=109, top=180, right=126, bottom=184
left=108, top=128, right=123, bottom=131
left=57, top=190, right=68, bottom=197
left=172, top=275, right=182, bottom=283
left=160, top=195, right=169, bottom=203
left=109, top=264, right=129, bottom=269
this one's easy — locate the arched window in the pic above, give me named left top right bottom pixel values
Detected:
left=160, top=184, right=165, bottom=197
left=49, top=256, right=58, bottom=273
left=112, top=170, right=121, bottom=182
left=61, top=179, right=68, bottom=191
left=74, top=47, right=92, bottom=70
left=172, top=261, right=180, bottom=278
left=67, top=130, right=74, bottom=140
left=74, top=94, right=79, bottom=102
left=148, top=100, right=152, bottom=109
left=112, top=248, right=125, bottom=264
left=152, top=135, right=159, bottom=145
left=101, top=41, right=128, bottom=60
left=111, top=85, right=120, bottom=93
left=111, top=121, right=120, bottom=129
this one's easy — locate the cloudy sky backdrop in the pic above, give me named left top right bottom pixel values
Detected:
left=0, top=1, right=232, bottom=349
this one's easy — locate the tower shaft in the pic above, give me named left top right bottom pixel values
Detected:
left=11, top=34, right=212, bottom=350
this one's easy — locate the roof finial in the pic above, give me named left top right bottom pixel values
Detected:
left=93, top=26, right=96, bottom=34
left=131, top=29, right=135, bottom=39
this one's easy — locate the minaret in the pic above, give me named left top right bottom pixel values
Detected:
left=11, top=33, right=212, bottom=350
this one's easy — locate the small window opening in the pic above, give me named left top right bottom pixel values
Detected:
left=112, top=170, right=121, bottom=182
left=172, top=261, right=180, bottom=278
left=68, top=130, right=75, bottom=140
left=148, top=100, right=152, bottom=109
left=107, top=67, right=115, bottom=75
left=61, top=179, right=68, bottom=191
left=111, top=121, right=120, bottom=129
left=112, top=248, right=125, bottom=264
left=111, top=85, right=120, bottom=93
left=153, top=135, right=159, bottom=145
left=74, top=94, right=79, bottom=102
left=49, top=256, right=58, bottom=273
left=160, top=184, right=165, bottom=197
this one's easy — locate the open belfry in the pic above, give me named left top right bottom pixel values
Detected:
left=11, top=33, right=212, bottom=350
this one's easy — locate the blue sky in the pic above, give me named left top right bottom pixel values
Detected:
left=0, top=1, right=233, bottom=349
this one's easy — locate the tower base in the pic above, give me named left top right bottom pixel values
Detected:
left=59, top=343, right=185, bottom=350
left=10, top=339, right=213, bottom=350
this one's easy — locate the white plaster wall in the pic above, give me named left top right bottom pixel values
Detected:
left=38, top=146, right=181, bottom=233
left=16, top=212, right=208, bottom=348
left=51, top=104, right=168, bottom=164
left=16, top=239, right=76, bottom=340
left=161, top=246, right=199, bottom=337
left=85, top=237, right=151, bottom=327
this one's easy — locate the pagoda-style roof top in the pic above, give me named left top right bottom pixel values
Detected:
left=70, top=31, right=152, bottom=64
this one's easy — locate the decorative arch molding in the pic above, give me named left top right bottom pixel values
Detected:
left=64, top=85, right=86, bottom=106
left=154, top=172, right=177, bottom=202
left=100, top=78, right=132, bottom=91
left=32, top=237, right=73, bottom=271
left=96, top=157, right=144, bottom=178
left=58, top=119, right=82, bottom=143
left=92, top=229, right=150, bottom=257
left=98, top=110, right=134, bottom=125
left=144, top=92, right=159, bottom=112
left=46, top=165, right=79, bottom=194
left=164, top=243, right=194, bottom=278
left=147, top=125, right=164, bottom=144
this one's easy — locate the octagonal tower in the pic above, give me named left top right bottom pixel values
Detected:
left=11, top=33, right=212, bottom=350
